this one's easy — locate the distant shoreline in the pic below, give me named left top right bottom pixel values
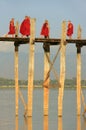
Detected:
left=0, top=85, right=86, bottom=89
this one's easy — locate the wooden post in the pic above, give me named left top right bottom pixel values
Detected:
left=43, top=44, right=50, bottom=116
left=14, top=44, right=19, bottom=116
left=76, top=25, right=82, bottom=115
left=77, top=25, right=82, bottom=39
left=58, top=21, right=66, bottom=116
left=76, top=45, right=81, bottom=115
left=15, top=21, right=19, bottom=37
left=27, top=18, right=36, bottom=117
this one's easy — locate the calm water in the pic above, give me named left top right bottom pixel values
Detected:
left=0, top=87, right=86, bottom=130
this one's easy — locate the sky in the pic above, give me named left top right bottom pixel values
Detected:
left=0, top=0, right=86, bottom=53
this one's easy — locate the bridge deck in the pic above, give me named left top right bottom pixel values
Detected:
left=0, top=37, right=86, bottom=46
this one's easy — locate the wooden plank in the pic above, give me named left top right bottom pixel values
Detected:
left=0, top=37, right=86, bottom=45
left=27, top=18, right=36, bottom=117
left=0, top=37, right=29, bottom=42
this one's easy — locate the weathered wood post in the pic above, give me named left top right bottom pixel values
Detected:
left=15, top=21, right=19, bottom=37
left=77, top=25, right=82, bottom=39
left=27, top=18, right=36, bottom=117
left=43, top=43, right=50, bottom=116
left=14, top=44, right=19, bottom=116
left=58, top=21, right=66, bottom=116
left=76, top=44, right=81, bottom=115
left=76, top=25, right=82, bottom=115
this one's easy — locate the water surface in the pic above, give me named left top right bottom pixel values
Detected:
left=0, top=88, right=86, bottom=130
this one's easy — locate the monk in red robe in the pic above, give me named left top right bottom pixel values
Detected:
left=40, top=20, right=50, bottom=38
left=5, top=18, right=15, bottom=37
left=67, top=21, right=74, bottom=39
left=20, top=16, right=30, bottom=37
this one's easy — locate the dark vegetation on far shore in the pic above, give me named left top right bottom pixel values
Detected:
left=0, top=77, right=86, bottom=88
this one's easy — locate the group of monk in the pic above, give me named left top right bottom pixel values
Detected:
left=5, top=16, right=74, bottom=39
left=5, top=16, right=30, bottom=37
left=40, top=20, right=73, bottom=39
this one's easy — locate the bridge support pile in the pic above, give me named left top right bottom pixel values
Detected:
left=13, top=19, right=86, bottom=117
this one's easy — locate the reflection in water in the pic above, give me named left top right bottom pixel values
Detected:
left=15, top=117, right=18, bottom=130
left=26, top=117, right=32, bottom=130
left=15, top=115, right=86, bottom=130
left=57, top=116, right=82, bottom=130
left=82, top=116, right=86, bottom=130
left=44, top=116, right=48, bottom=130
left=77, top=116, right=81, bottom=130
left=58, top=117, right=63, bottom=130
left=15, top=116, right=48, bottom=130
left=15, top=117, right=32, bottom=130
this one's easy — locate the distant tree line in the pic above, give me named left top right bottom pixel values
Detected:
left=0, top=77, right=86, bottom=88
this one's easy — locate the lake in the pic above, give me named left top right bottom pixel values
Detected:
left=0, top=87, right=86, bottom=130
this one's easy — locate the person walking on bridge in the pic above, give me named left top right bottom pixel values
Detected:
left=67, top=20, right=73, bottom=39
left=20, top=16, right=30, bottom=37
left=40, top=20, right=50, bottom=38
left=5, top=18, right=15, bottom=37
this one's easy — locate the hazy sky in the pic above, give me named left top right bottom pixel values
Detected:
left=0, top=0, right=86, bottom=53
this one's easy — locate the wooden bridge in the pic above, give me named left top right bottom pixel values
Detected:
left=0, top=19, right=86, bottom=117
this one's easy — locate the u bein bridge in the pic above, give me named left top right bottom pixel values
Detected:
left=0, top=18, right=86, bottom=117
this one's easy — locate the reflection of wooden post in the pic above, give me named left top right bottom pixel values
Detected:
left=76, top=45, right=81, bottom=115
left=27, top=118, right=32, bottom=130
left=58, top=117, right=63, bottom=130
left=77, top=116, right=81, bottom=130
left=27, top=18, right=36, bottom=117
left=58, top=21, right=66, bottom=116
left=14, top=45, right=19, bottom=116
left=15, top=117, right=18, bottom=130
left=44, top=116, right=48, bottom=130
left=44, top=44, right=50, bottom=116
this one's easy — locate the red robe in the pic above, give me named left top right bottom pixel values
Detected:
left=40, top=23, right=49, bottom=37
left=67, top=23, right=73, bottom=37
left=20, top=17, right=30, bottom=36
left=8, top=21, right=15, bottom=34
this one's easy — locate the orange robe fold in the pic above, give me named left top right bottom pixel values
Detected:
left=20, top=18, right=30, bottom=36
left=40, top=23, right=49, bottom=37
left=8, top=21, right=15, bottom=34
left=67, top=23, right=73, bottom=37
